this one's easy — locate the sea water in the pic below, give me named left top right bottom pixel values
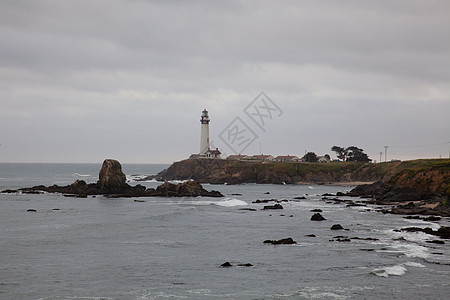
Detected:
left=0, top=163, right=449, bottom=299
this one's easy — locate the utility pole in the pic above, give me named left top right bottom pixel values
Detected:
left=384, top=146, right=388, bottom=163
left=379, top=152, right=382, bottom=163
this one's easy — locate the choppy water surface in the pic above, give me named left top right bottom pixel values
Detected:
left=0, top=164, right=449, bottom=299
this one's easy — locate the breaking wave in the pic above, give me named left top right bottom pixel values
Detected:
left=372, top=261, right=426, bottom=278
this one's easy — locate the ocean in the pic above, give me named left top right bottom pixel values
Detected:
left=0, top=163, right=449, bottom=299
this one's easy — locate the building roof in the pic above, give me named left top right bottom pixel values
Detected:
left=206, top=148, right=221, bottom=155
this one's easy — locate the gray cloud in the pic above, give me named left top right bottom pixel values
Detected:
left=1, top=0, right=449, bottom=163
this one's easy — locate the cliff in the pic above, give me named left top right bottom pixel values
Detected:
left=155, top=159, right=400, bottom=184
left=348, top=159, right=450, bottom=216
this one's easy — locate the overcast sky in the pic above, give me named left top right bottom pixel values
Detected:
left=1, top=0, right=449, bottom=163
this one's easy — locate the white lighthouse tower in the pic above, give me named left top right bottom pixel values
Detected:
left=200, top=109, right=210, bottom=154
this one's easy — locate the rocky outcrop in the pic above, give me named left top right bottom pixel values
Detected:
left=155, top=180, right=223, bottom=197
left=98, top=159, right=127, bottom=193
left=348, top=160, right=450, bottom=216
left=16, top=159, right=223, bottom=198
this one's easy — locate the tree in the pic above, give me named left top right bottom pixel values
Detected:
left=331, top=146, right=371, bottom=163
left=331, top=146, right=346, bottom=161
left=304, top=152, right=318, bottom=163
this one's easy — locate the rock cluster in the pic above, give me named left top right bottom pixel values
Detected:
left=14, top=159, right=223, bottom=198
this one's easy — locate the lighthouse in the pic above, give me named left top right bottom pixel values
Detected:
left=200, top=109, right=210, bottom=154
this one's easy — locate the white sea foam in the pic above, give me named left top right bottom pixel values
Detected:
left=372, top=261, right=426, bottom=278
left=383, top=228, right=433, bottom=243
left=404, top=261, right=425, bottom=268
left=390, top=243, right=429, bottom=259
left=214, top=198, right=247, bottom=207
left=373, top=265, right=407, bottom=277
left=169, top=179, right=191, bottom=184
left=74, top=173, right=91, bottom=177
left=181, top=198, right=247, bottom=207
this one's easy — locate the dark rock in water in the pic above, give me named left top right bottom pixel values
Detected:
left=1, top=189, right=18, bottom=193
left=134, top=199, right=146, bottom=202
left=27, top=209, right=37, bottom=212
left=22, top=190, right=42, bottom=194
left=263, top=204, right=283, bottom=210
left=404, top=215, right=441, bottom=221
left=264, top=192, right=270, bottom=194
left=400, top=226, right=450, bottom=239
left=229, top=193, right=242, bottom=196
left=403, top=215, right=421, bottom=219
left=330, top=224, right=344, bottom=230
left=305, top=234, right=316, bottom=237
left=322, top=193, right=335, bottom=196
left=423, top=216, right=441, bottom=222
left=337, top=238, right=351, bottom=242
left=220, top=262, right=232, bottom=267
left=264, top=237, right=297, bottom=245
left=253, top=199, right=279, bottom=204
left=294, top=196, right=306, bottom=200
left=401, top=227, right=434, bottom=234
left=351, top=237, right=379, bottom=241
left=310, top=213, right=326, bottom=221
left=336, top=192, right=345, bottom=196
left=310, top=209, right=323, bottom=212
left=360, top=248, right=375, bottom=251
left=436, top=226, right=450, bottom=239
left=98, top=159, right=127, bottom=193
left=237, top=263, right=253, bottom=267
left=239, top=208, right=256, bottom=211
left=156, top=180, right=223, bottom=197
left=426, top=240, right=445, bottom=244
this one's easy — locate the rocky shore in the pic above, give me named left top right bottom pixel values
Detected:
left=347, top=160, right=449, bottom=216
left=154, top=158, right=449, bottom=216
